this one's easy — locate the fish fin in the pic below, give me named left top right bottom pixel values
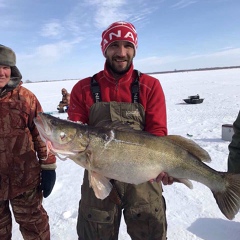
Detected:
left=166, top=135, right=211, bottom=162
left=173, top=177, right=193, bottom=189
left=89, top=171, right=113, bottom=200
left=213, top=173, right=240, bottom=220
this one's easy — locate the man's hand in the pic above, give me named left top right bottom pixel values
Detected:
left=150, top=172, right=174, bottom=185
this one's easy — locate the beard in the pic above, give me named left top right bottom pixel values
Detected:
left=105, top=56, right=133, bottom=76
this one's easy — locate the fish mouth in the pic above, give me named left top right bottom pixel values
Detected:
left=34, top=113, right=53, bottom=140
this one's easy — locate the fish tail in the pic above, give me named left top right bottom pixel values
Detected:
left=213, top=173, right=240, bottom=220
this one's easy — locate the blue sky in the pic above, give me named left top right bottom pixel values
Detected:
left=1, top=0, right=240, bottom=81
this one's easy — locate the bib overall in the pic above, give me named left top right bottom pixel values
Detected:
left=77, top=74, right=167, bottom=240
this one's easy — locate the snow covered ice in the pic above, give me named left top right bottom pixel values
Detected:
left=12, top=68, right=240, bottom=239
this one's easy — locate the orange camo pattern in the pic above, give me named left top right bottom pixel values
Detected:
left=0, top=84, right=56, bottom=200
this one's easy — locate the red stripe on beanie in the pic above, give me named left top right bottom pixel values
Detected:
left=101, top=21, right=138, bottom=56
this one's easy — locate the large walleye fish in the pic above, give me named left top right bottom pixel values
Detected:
left=34, top=112, right=240, bottom=220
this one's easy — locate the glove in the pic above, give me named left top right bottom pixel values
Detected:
left=41, top=170, right=56, bottom=198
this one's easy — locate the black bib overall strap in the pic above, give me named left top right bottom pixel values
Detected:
left=131, top=70, right=141, bottom=103
left=90, top=70, right=141, bottom=103
left=90, top=74, right=102, bottom=103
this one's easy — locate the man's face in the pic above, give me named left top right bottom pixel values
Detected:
left=105, top=41, right=135, bottom=76
left=0, top=65, right=11, bottom=88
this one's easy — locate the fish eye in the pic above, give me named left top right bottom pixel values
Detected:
left=60, top=131, right=66, bottom=139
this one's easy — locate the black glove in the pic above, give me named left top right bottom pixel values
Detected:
left=41, top=170, right=56, bottom=198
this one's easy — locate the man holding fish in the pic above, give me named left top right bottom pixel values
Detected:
left=68, top=21, right=172, bottom=240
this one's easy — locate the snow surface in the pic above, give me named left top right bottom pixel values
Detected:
left=12, top=68, right=240, bottom=239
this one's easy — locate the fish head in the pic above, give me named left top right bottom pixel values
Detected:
left=34, top=113, right=89, bottom=157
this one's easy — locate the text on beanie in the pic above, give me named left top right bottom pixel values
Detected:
left=101, top=21, right=138, bottom=56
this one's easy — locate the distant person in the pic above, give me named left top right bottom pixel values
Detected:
left=57, top=88, right=70, bottom=113
left=228, top=111, right=240, bottom=173
left=68, top=21, right=173, bottom=240
left=0, top=44, right=56, bottom=239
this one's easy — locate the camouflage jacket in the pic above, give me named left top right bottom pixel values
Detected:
left=0, top=82, right=56, bottom=200
left=228, top=111, right=240, bottom=173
